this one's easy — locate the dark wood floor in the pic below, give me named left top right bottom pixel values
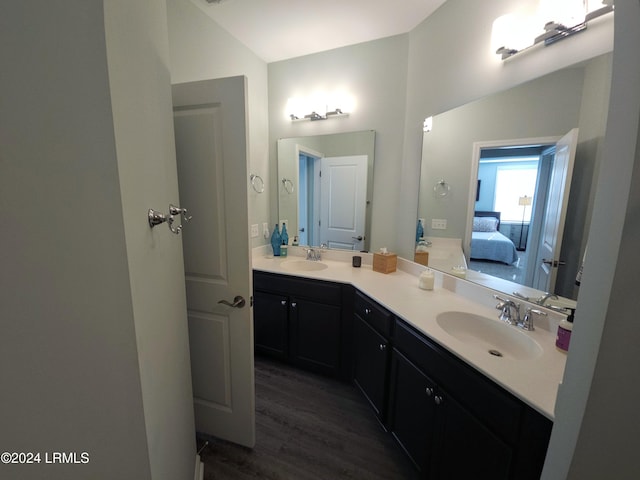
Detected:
left=197, top=357, right=421, bottom=480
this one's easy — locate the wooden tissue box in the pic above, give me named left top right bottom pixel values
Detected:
left=414, top=251, right=429, bottom=266
left=373, top=252, right=397, bottom=274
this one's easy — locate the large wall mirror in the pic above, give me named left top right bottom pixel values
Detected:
left=277, top=130, right=375, bottom=251
left=418, top=53, right=612, bottom=307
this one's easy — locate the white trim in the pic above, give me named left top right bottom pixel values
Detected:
left=194, top=454, right=204, bottom=480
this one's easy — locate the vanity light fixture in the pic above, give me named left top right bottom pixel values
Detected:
left=495, top=2, right=613, bottom=60
left=290, top=108, right=349, bottom=122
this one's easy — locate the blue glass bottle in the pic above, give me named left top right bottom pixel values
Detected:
left=416, top=219, right=424, bottom=244
left=281, top=222, right=289, bottom=246
left=271, top=224, right=281, bottom=256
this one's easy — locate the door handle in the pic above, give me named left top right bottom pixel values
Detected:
left=352, top=235, right=363, bottom=241
left=218, top=295, right=246, bottom=309
left=542, top=259, right=566, bottom=268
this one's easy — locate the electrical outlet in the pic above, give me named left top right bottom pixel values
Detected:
left=432, top=219, right=447, bottom=230
left=262, top=223, right=269, bottom=239
left=250, top=224, right=259, bottom=238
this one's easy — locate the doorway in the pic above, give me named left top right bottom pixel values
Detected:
left=471, top=144, right=554, bottom=285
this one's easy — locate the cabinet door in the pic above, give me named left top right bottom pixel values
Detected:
left=434, top=390, right=512, bottom=480
left=353, top=315, right=390, bottom=420
left=388, top=349, right=437, bottom=474
left=253, top=290, right=288, bottom=360
left=290, top=297, right=342, bottom=376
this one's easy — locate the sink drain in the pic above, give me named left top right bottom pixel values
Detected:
left=488, top=349, right=503, bottom=357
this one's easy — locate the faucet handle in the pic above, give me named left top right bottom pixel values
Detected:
left=520, top=307, right=547, bottom=331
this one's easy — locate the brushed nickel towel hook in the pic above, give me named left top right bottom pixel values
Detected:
left=148, top=204, right=192, bottom=235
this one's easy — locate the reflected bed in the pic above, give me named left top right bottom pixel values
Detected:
left=471, top=211, right=518, bottom=265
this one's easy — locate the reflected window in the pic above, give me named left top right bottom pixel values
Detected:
left=494, top=163, right=538, bottom=222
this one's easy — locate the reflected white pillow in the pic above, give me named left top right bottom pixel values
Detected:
left=473, top=217, right=499, bottom=232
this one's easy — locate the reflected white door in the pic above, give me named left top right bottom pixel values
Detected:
left=533, top=128, right=579, bottom=293
left=172, top=77, right=255, bottom=447
left=319, top=155, right=367, bottom=249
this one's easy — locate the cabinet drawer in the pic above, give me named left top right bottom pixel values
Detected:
left=395, top=319, right=522, bottom=444
left=254, top=271, right=342, bottom=305
left=354, top=291, right=392, bottom=337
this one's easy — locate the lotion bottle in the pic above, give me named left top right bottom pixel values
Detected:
left=556, top=309, right=575, bottom=352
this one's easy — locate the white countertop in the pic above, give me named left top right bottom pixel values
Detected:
left=252, top=246, right=567, bottom=420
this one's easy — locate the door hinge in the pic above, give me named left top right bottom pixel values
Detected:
left=250, top=295, right=253, bottom=307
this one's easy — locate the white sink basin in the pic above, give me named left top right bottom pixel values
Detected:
left=280, top=260, right=329, bottom=272
left=436, top=311, right=543, bottom=360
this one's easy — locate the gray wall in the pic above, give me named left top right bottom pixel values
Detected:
left=0, top=1, right=195, bottom=478
left=418, top=65, right=585, bottom=240
left=166, top=0, right=270, bottom=249
left=104, top=1, right=196, bottom=478
left=268, top=35, right=409, bottom=252
left=544, top=1, right=640, bottom=477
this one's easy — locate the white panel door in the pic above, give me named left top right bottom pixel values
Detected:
left=172, top=77, right=254, bottom=447
left=319, top=155, right=367, bottom=249
left=533, top=128, right=579, bottom=293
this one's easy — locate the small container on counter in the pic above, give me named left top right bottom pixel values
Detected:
left=418, top=269, right=435, bottom=290
left=451, top=265, right=467, bottom=278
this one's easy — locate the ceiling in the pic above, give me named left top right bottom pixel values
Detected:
left=189, top=0, right=448, bottom=63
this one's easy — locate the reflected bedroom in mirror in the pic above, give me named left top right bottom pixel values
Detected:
left=277, top=130, right=375, bottom=252
left=417, top=53, right=612, bottom=307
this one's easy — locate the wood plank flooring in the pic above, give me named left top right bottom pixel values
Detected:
left=197, top=357, right=421, bottom=480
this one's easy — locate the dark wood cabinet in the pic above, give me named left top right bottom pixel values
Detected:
left=389, top=318, right=551, bottom=479
left=389, top=348, right=512, bottom=478
left=253, top=271, right=351, bottom=378
left=253, top=270, right=551, bottom=478
left=253, top=289, right=289, bottom=360
left=352, top=291, right=393, bottom=423
left=289, top=297, right=342, bottom=374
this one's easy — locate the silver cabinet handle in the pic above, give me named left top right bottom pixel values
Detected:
left=364, top=308, right=371, bottom=315
left=425, top=387, right=434, bottom=397
left=291, top=302, right=297, bottom=308
left=379, top=343, right=386, bottom=351
left=352, top=235, right=363, bottom=241
left=434, top=395, right=443, bottom=405
left=280, top=300, right=287, bottom=306
left=218, top=295, right=246, bottom=309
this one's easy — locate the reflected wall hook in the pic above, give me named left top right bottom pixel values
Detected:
left=148, top=204, right=192, bottom=235
left=433, top=179, right=451, bottom=197
left=282, top=178, right=294, bottom=194
left=250, top=174, right=264, bottom=193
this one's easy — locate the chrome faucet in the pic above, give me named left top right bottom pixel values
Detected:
left=306, top=248, right=321, bottom=261
left=520, top=307, right=547, bottom=331
left=494, top=294, right=520, bottom=326
left=536, top=292, right=558, bottom=306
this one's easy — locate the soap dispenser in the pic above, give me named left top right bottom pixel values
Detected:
left=556, top=308, right=575, bottom=352
left=270, top=223, right=281, bottom=256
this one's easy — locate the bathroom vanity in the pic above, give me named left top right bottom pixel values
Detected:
left=252, top=247, right=566, bottom=479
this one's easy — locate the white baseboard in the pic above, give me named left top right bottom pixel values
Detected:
left=194, top=454, right=204, bottom=480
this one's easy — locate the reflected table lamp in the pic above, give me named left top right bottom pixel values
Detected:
left=518, top=195, right=532, bottom=250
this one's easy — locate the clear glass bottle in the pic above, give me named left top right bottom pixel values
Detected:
left=281, top=222, right=289, bottom=246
